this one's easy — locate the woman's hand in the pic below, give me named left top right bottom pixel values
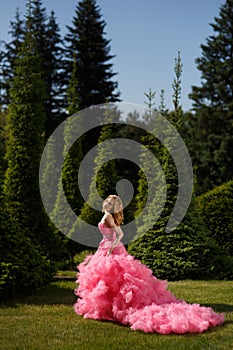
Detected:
left=107, top=247, right=113, bottom=255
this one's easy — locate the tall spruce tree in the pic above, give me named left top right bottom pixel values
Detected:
left=188, top=0, right=233, bottom=193
left=0, top=1, right=66, bottom=135
left=65, top=0, right=120, bottom=109
left=128, top=54, right=233, bottom=280
left=0, top=8, right=25, bottom=106
left=30, top=0, right=66, bottom=135
left=3, top=3, right=59, bottom=261
left=43, top=9, right=67, bottom=135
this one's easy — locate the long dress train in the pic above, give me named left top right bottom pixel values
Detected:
left=74, top=222, right=224, bottom=334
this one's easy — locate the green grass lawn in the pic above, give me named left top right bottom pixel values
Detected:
left=0, top=279, right=232, bottom=350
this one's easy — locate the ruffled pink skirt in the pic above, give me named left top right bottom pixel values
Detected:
left=74, top=245, right=224, bottom=334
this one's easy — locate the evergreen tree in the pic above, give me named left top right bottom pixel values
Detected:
left=0, top=8, right=25, bottom=106
left=158, top=89, right=169, bottom=116
left=128, top=55, right=233, bottom=280
left=51, top=58, right=83, bottom=233
left=78, top=105, right=119, bottom=226
left=188, top=0, right=233, bottom=193
left=43, top=9, right=67, bottom=135
left=0, top=203, right=54, bottom=299
left=0, top=1, right=66, bottom=135
left=65, top=0, right=120, bottom=109
left=0, top=109, right=7, bottom=191
left=50, top=58, right=85, bottom=265
left=62, top=58, right=83, bottom=214
left=30, top=0, right=66, bottom=135
left=3, top=5, right=59, bottom=262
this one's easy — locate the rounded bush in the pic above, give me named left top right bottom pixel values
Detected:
left=196, top=179, right=233, bottom=256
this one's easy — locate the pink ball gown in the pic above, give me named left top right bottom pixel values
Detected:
left=74, top=222, right=224, bottom=334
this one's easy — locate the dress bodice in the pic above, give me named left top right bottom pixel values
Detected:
left=98, top=222, right=115, bottom=240
left=97, top=222, right=126, bottom=253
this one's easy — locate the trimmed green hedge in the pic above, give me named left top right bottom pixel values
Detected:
left=196, top=179, right=233, bottom=256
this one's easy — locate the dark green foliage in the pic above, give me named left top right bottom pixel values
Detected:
left=79, top=110, right=119, bottom=226
left=59, top=57, right=83, bottom=217
left=65, top=0, right=120, bottom=109
left=128, top=53, right=233, bottom=281
left=188, top=0, right=233, bottom=194
left=3, top=15, right=59, bottom=262
left=0, top=8, right=25, bottom=106
left=41, top=8, right=67, bottom=135
left=0, top=208, right=54, bottom=299
left=196, top=179, right=233, bottom=256
left=0, top=1, right=66, bottom=135
left=129, top=199, right=233, bottom=281
left=50, top=56, right=85, bottom=263
left=29, top=1, right=67, bottom=135
left=0, top=110, right=7, bottom=190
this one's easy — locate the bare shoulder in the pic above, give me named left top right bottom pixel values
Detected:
left=104, top=213, right=116, bottom=228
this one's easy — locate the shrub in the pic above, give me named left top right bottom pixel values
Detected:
left=128, top=201, right=233, bottom=281
left=196, top=179, right=233, bottom=256
left=0, top=209, right=54, bottom=300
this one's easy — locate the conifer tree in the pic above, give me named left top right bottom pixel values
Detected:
left=65, top=0, right=120, bottom=109
left=78, top=105, right=119, bottom=226
left=3, top=3, right=58, bottom=261
left=0, top=201, right=54, bottom=299
left=0, top=8, right=25, bottom=106
left=43, top=9, right=67, bottom=134
left=49, top=57, right=85, bottom=263
left=30, top=0, right=66, bottom=134
left=0, top=109, right=7, bottom=190
left=0, top=1, right=66, bottom=135
left=128, top=54, right=233, bottom=280
left=51, top=58, right=83, bottom=231
left=188, top=0, right=233, bottom=193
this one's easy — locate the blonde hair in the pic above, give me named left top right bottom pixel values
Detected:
left=103, top=195, right=124, bottom=226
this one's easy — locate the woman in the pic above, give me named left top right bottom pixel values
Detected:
left=74, top=195, right=224, bottom=334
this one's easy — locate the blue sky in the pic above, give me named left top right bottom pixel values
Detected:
left=0, top=0, right=225, bottom=111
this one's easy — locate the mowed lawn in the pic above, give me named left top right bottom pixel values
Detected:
left=0, top=279, right=232, bottom=350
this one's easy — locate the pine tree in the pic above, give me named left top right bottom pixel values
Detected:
left=0, top=8, right=25, bottom=106
left=188, top=0, right=233, bottom=193
left=3, top=4, right=59, bottom=261
left=65, top=0, right=120, bottom=109
left=44, top=9, right=67, bottom=135
left=30, top=0, right=66, bottom=135
left=0, top=1, right=66, bottom=135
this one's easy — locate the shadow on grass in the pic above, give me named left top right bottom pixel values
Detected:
left=1, top=281, right=77, bottom=308
left=203, top=303, right=233, bottom=313
left=2, top=281, right=233, bottom=320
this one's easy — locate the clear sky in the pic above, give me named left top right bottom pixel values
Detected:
left=0, top=0, right=225, bottom=111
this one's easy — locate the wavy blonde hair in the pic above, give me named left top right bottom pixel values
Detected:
left=103, top=195, right=124, bottom=226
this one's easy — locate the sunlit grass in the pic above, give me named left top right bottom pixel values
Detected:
left=0, top=280, right=232, bottom=350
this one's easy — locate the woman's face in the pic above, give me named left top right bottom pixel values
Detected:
left=103, top=198, right=114, bottom=212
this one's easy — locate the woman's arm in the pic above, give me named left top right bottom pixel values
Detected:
left=104, top=214, right=124, bottom=255
left=108, top=226, right=124, bottom=255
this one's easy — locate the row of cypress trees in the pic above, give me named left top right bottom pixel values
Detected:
left=0, top=0, right=120, bottom=297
